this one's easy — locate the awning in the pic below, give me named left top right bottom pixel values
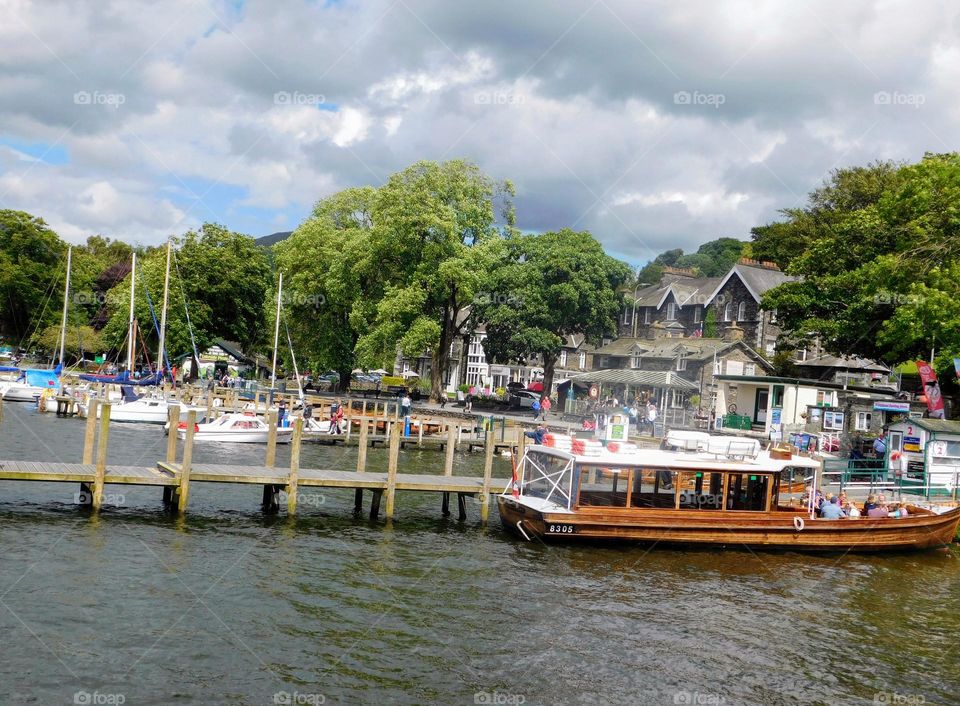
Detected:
left=569, top=369, right=698, bottom=390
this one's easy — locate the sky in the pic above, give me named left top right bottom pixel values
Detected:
left=1, top=0, right=958, bottom=266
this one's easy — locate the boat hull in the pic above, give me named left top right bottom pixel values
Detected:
left=497, top=497, right=960, bottom=552
left=0, top=384, right=46, bottom=401
left=177, top=429, right=293, bottom=444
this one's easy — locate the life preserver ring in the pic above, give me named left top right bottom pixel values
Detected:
left=793, top=516, right=805, bottom=532
left=728, top=403, right=738, bottom=414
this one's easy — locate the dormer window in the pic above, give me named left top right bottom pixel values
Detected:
left=644, top=308, right=651, bottom=324
left=665, top=301, right=677, bottom=320
left=631, top=351, right=642, bottom=369
left=676, top=352, right=687, bottom=371
left=737, top=301, right=747, bottom=321
left=693, top=307, right=701, bottom=324
left=723, top=302, right=732, bottom=321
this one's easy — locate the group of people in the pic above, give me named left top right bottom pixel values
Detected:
left=814, top=490, right=909, bottom=519
left=531, top=395, right=552, bottom=421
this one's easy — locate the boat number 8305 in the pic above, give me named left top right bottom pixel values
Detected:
left=547, top=524, right=575, bottom=534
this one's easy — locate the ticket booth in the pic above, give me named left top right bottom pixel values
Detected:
left=887, top=418, right=960, bottom=496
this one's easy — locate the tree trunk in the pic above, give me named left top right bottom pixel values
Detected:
left=542, top=354, right=557, bottom=403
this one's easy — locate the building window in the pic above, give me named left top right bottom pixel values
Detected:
left=855, top=411, right=872, bottom=431
left=631, top=352, right=642, bottom=369
left=676, top=354, right=687, bottom=371
left=744, top=362, right=756, bottom=376
left=737, top=301, right=747, bottom=321
left=769, top=309, right=778, bottom=323
left=578, top=352, right=586, bottom=369
left=726, top=360, right=744, bottom=375
left=723, top=302, right=732, bottom=321
left=671, top=389, right=684, bottom=408
left=693, top=307, right=701, bottom=323
left=823, top=410, right=845, bottom=431
left=559, top=350, right=568, bottom=367
left=644, top=308, right=651, bottom=324
left=623, top=304, right=632, bottom=325
left=665, top=301, right=677, bottom=320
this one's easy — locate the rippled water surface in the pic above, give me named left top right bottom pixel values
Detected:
left=0, top=402, right=958, bottom=705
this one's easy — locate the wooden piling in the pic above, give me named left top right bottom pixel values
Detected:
left=480, top=429, right=494, bottom=525
left=265, top=410, right=278, bottom=467
left=82, top=399, right=99, bottom=465
left=287, top=417, right=302, bottom=515
left=177, top=410, right=196, bottom=513
left=92, top=403, right=111, bottom=511
left=444, top=424, right=456, bottom=476
left=165, top=404, right=180, bottom=464
left=384, top=419, right=401, bottom=519
left=357, top=416, right=369, bottom=472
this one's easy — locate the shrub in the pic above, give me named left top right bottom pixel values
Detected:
left=380, top=375, right=405, bottom=386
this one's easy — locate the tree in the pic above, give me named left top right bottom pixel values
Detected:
left=477, top=228, right=631, bottom=395
left=35, top=324, right=104, bottom=362
left=761, top=153, right=960, bottom=373
left=274, top=187, right=379, bottom=388
left=355, top=160, right=514, bottom=401
left=0, top=210, right=67, bottom=344
left=100, top=224, right=270, bottom=370
left=635, top=237, right=746, bottom=282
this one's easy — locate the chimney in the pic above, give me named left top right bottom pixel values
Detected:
left=760, top=261, right=780, bottom=271
left=649, top=320, right=668, bottom=340
left=661, top=266, right=696, bottom=278
left=738, top=257, right=759, bottom=266
left=722, top=321, right=744, bottom=342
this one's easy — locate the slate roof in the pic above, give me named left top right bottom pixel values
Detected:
left=706, top=263, right=798, bottom=304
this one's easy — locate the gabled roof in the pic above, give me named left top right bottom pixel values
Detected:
left=628, top=274, right=719, bottom=310
left=592, top=336, right=773, bottom=370
left=571, top=368, right=699, bottom=390
left=705, top=263, right=798, bottom=305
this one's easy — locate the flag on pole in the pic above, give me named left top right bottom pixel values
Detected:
left=916, top=361, right=946, bottom=419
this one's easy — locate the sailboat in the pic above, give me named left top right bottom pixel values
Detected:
left=0, top=246, right=71, bottom=402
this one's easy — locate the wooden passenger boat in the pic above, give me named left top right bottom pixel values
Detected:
left=497, top=437, right=960, bottom=552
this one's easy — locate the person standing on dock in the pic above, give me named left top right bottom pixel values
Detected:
left=401, top=392, right=412, bottom=418
left=277, top=398, right=287, bottom=426
left=540, top=395, right=552, bottom=421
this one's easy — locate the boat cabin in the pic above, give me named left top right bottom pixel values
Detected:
left=515, top=439, right=819, bottom=515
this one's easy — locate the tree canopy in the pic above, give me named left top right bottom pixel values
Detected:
left=636, top=236, right=746, bottom=284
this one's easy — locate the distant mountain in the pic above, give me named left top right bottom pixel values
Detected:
left=255, top=231, right=292, bottom=247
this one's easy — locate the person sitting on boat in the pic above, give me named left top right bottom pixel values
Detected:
left=820, top=495, right=846, bottom=519
left=845, top=501, right=861, bottom=518
left=524, top=424, right=548, bottom=445
left=813, top=489, right=825, bottom=516
left=862, top=494, right=879, bottom=515
left=867, top=504, right=889, bottom=518
left=888, top=502, right=909, bottom=518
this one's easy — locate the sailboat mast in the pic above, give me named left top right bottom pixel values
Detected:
left=271, top=272, right=283, bottom=388
left=126, top=252, right=137, bottom=372
left=157, top=240, right=172, bottom=377
left=58, top=245, right=72, bottom=366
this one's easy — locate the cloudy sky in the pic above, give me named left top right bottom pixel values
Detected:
left=1, top=0, right=957, bottom=265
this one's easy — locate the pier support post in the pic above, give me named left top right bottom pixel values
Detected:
left=370, top=489, right=383, bottom=519
left=442, top=422, right=457, bottom=516
left=166, top=404, right=180, bottom=464
left=480, top=429, right=494, bottom=525
left=354, top=489, right=363, bottom=514
left=261, top=484, right=279, bottom=512
left=82, top=399, right=99, bottom=464
left=177, top=410, right=196, bottom=513
left=457, top=493, right=467, bottom=521
left=92, top=403, right=111, bottom=511
left=441, top=493, right=450, bottom=517
left=78, top=482, right=93, bottom=507
left=357, top=415, right=369, bottom=472
left=287, top=418, right=302, bottom=515
left=384, top=421, right=401, bottom=519
left=265, top=410, right=278, bottom=467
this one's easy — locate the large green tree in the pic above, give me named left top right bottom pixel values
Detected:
left=355, top=160, right=514, bottom=400
left=274, top=187, right=379, bottom=387
left=636, top=236, right=746, bottom=283
left=760, top=153, right=960, bottom=373
left=477, top=228, right=631, bottom=395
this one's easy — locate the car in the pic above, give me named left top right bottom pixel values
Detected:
left=509, top=390, right=541, bottom=408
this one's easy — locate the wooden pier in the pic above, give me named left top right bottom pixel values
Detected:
left=0, top=400, right=520, bottom=523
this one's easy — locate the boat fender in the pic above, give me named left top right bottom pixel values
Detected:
left=793, top=516, right=805, bottom=532
left=516, top=520, right=533, bottom=542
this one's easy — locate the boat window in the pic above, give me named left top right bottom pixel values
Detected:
left=726, top=473, right=770, bottom=511
left=678, top=472, right=724, bottom=510
left=631, top=468, right=677, bottom=508
left=577, top=467, right=630, bottom=507
left=522, top=452, right=574, bottom=509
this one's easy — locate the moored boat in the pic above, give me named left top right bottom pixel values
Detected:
left=497, top=434, right=960, bottom=552
left=177, top=412, right=293, bottom=443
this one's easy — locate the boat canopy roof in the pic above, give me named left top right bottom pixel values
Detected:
left=527, top=444, right=820, bottom=474
left=23, top=369, right=59, bottom=388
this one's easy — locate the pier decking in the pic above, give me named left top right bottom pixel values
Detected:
left=0, top=400, right=518, bottom=523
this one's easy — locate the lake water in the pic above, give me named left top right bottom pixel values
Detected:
left=0, top=401, right=957, bottom=705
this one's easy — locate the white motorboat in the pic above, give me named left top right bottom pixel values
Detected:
left=178, top=412, right=293, bottom=443
left=0, top=370, right=59, bottom=402
left=78, top=386, right=202, bottom=423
